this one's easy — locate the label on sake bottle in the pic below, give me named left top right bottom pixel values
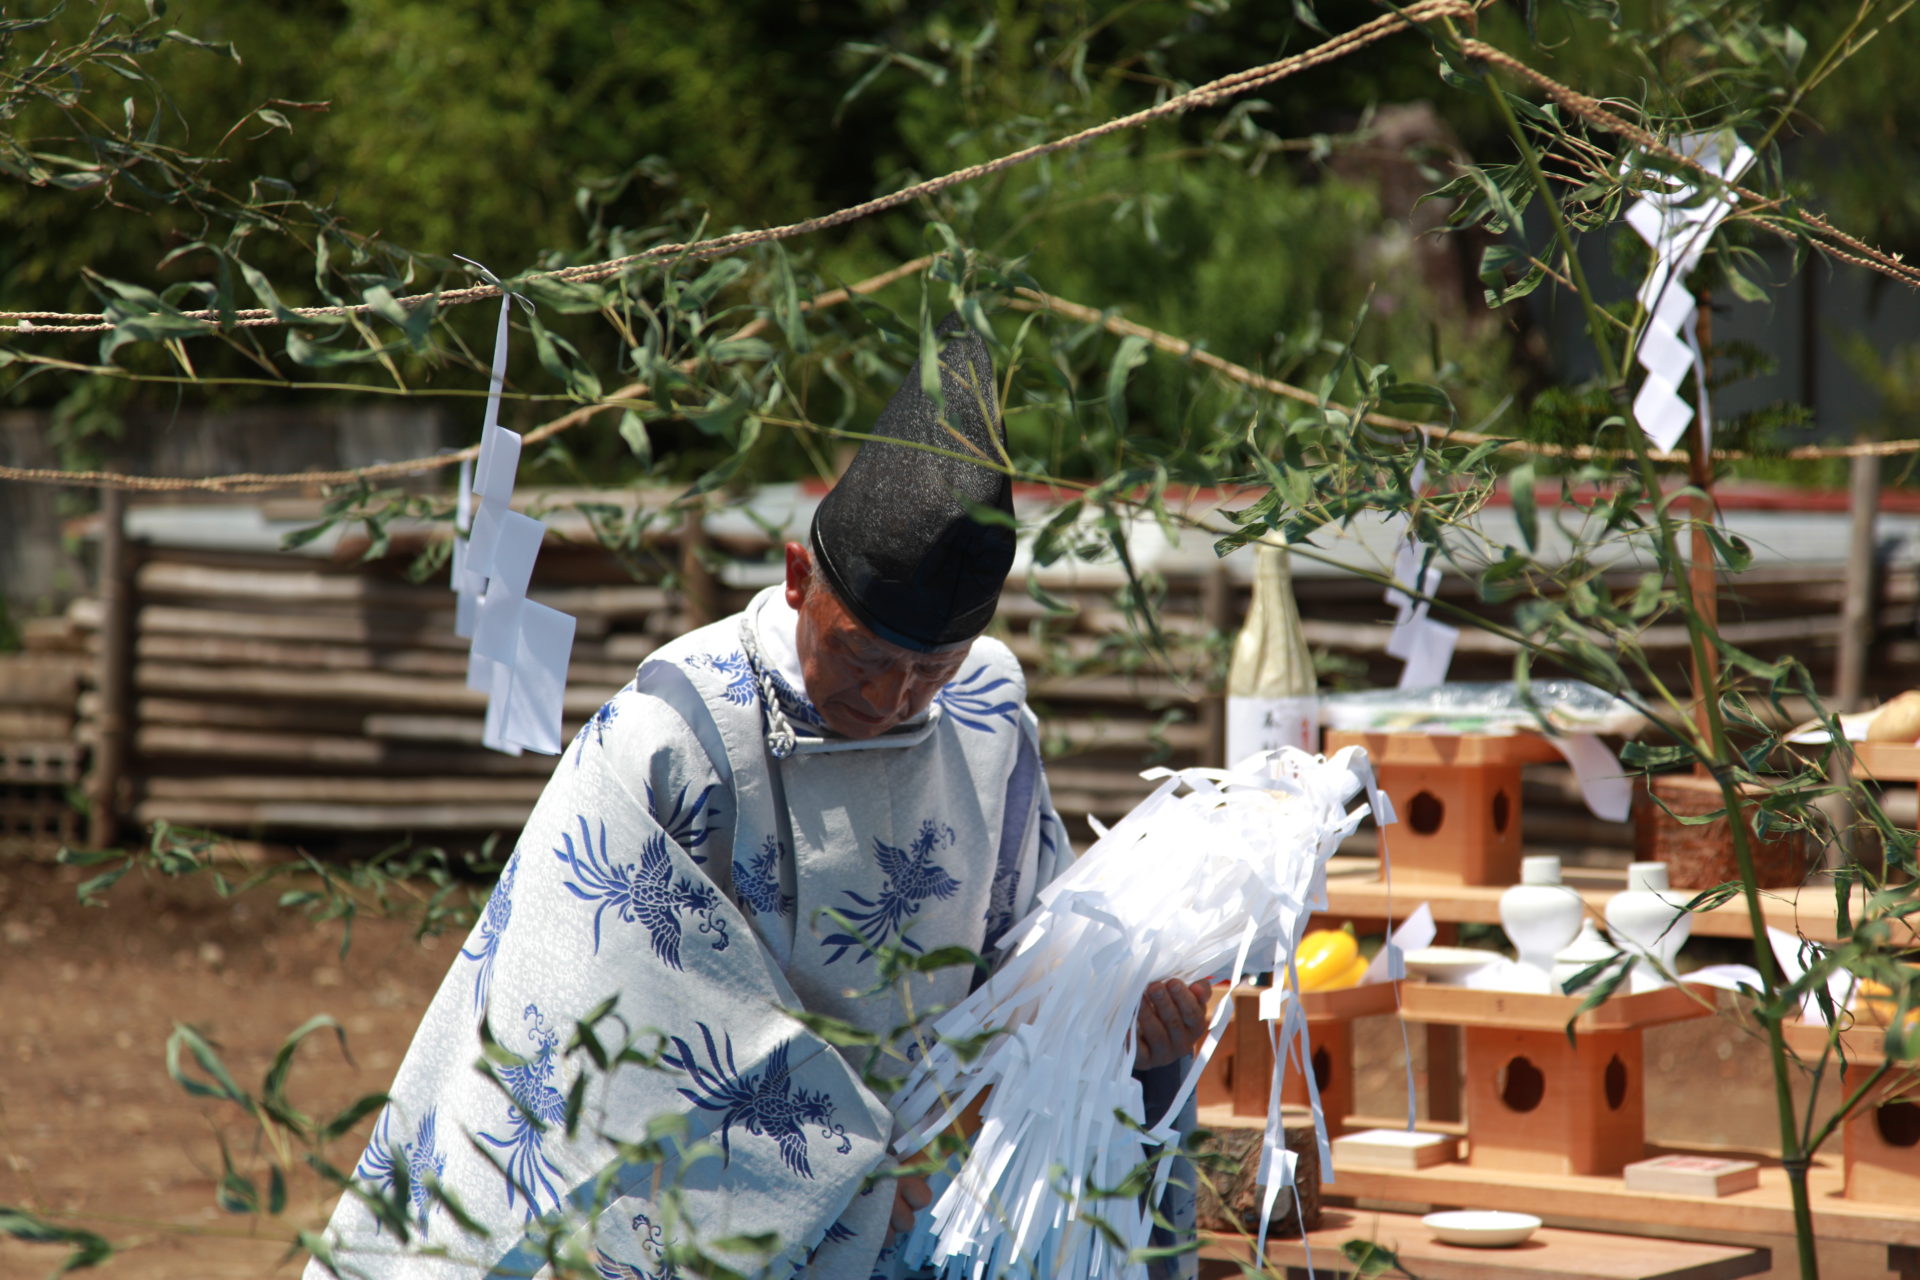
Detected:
left=1226, top=695, right=1319, bottom=768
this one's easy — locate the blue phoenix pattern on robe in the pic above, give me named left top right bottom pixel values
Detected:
left=688, top=648, right=819, bottom=723
left=570, top=696, right=621, bottom=768
left=734, top=835, right=794, bottom=919
left=687, top=650, right=758, bottom=706
left=352, top=1105, right=446, bottom=1234
left=662, top=1023, right=851, bottom=1179
left=645, top=779, right=722, bottom=862
left=593, top=1212, right=676, bottom=1280
left=459, top=852, right=518, bottom=1011
left=936, top=665, right=1019, bottom=733
left=555, top=815, right=729, bottom=967
left=821, top=820, right=961, bottom=964
left=476, top=1004, right=567, bottom=1221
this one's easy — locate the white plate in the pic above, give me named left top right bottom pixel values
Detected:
left=1421, top=1209, right=1542, bottom=1247
left=1402, top=945, right=1503, bottom=985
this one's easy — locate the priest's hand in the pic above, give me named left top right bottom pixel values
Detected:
left=891, top=1172, right=933, bottom=1235
left=1134, top=977, right=1214, bottom=1071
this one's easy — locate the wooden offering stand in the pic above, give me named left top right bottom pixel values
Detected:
left=1784, top=1018, right=1920, bottom=1204
left=1198, top=982, right=1400, bottom=1134
left=1323, top=730, right=1562, bottom=885
left=1398, top=983, right=1711, bottom=1176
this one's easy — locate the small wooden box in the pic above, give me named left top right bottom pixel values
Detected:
left=1784, top=1019, right=1920, bottom=1205
left=1622, top=1153, right=1761, bottom=1197
left=1398, top=984, right=1711, bottom=1176
left=1197, top=981, right=1399, bottom=1134
left=1325, top=731, right=1561, bottom=885
left=1332, top=1128, right=1460, bottom=1171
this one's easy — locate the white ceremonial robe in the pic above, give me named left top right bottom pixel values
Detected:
left=305, top=587, right=1070, bottom=1280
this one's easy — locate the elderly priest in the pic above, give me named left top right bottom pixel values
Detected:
left=305, top=317, right=1211, bottom=1280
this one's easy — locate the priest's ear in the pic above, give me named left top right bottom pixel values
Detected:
left=784, top=541, right=813, bottom=611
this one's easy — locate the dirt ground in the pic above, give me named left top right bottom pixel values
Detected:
left=0, top=857, right=452, bottom=1280
left=0, top=856, right=1866, bottom=1280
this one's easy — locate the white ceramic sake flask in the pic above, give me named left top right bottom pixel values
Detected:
left=1499, top=855, right=1584, bottom=991
left=1551, top=920, right=1621, bottom=995
left=1604, top=860, right=1691, bottom=993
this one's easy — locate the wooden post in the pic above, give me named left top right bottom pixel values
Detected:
left=1836, top=442, right=1881, bottom=710
left=1201, top=563, right=1231, bottom=766
left=1687, top=294, right=1720, bottom=779
left=87, top=488, right=131, bottom=849
left=678, top=503, right=721, bottom=631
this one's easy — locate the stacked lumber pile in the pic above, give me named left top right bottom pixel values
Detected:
left=0, top=620, right=87, bottom=855
left=12, top=490, right=1904, bottom=856
left=69, top=540, right=692, bottom=836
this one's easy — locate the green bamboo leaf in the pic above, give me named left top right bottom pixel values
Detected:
left=0, top=1205, right=113, bottom=1274
left=1104, top=334, right=1151, bottom=434
left=167, top=1024, right=252, bottom=1109
left=1509, top=461, right=1539, bottom=551
left=320, top=1092, right=390, bottom=1142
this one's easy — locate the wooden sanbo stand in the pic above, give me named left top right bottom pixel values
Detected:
left=1324, top=730, right=1561, bottom=885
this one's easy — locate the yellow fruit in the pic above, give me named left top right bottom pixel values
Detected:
left=1294, top=928, right=1359, bottom=992
left=1318, top=953, right=1371, bottom=992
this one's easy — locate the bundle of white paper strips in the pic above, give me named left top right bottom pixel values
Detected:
left=1624, top=131, right=1755, bottom=453
left=892, top=745, right=1390, bottom=1280
left=452, top=292, right=576, bottom=756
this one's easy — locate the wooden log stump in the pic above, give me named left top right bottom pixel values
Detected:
left=1192, top=1119, right=1321, bottom=1237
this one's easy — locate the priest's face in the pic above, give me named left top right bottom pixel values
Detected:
left=785, top=542, right=970, bottom=739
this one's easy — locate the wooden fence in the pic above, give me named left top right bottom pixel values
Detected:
left=1, top=491, right=1914, bottom=860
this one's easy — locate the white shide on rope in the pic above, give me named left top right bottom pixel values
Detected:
left=891, top=745, right=1392, bottom=1280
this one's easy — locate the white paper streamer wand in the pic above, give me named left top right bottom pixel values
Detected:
left=892, top=747, right=1392, bottom=1280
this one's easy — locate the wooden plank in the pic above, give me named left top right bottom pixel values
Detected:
left=1854, top=743, right=1920, bottom=783
left=1292, top=1139, right=1920, bottom=1247
left=1314, top=856, right=1915, bottom=948
left=73, top=597, right=467, bottom=650
left=0, top=709, right=73, bottom=738
left=1324, top=730, right=1565, bottom=768
left=1199, top=1209, right=1770, bottom=1279
left=132, top=799, right=535, bottom=832
left=138, top=775, right=547, bottom=804
left=131, top=663, right=607, bottom=716
left=132, top=726, right=386, bottom=766
left=1397, top=981, right=1712, bottom=1033
left=0, top=657, right=82, bottom=707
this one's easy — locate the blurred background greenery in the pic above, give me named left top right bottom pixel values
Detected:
left=6, top=0, right=1920, bottom=488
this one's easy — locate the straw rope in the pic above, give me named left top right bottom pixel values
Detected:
left=10, top=268, right=1913, bottom=493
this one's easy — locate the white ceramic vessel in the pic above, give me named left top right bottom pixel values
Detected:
left=1551, top=919, right=1621, bottom=994
left=1421, top=1209, right=1543, bottom=1247
left=1604, top=860, right=1691, bottom=992
left=1499, top=855, right=1585, bottom=992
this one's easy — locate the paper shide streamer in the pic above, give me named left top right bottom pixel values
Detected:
left=450, top=265, right=576, bottom=755
left=1623, top=131, right=1756, bottom=454
left=891, top=746, right=1393, bottom=1280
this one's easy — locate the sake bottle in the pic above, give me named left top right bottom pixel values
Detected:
left=1225, top=542, right=1319, bottom=774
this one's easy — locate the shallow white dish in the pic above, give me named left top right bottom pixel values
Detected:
left=1402, top=945, right=1503, bottom=985
left=1421, top=1209, right=1542, bottom=1247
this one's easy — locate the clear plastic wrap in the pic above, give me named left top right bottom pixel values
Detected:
left=1320, top=679, right=1646, bottom=738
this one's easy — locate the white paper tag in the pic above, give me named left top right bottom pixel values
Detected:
left=1364, top=902, right=1435, bottom=984
left=1546, top=732, right=1633, bottom=823
left=503, top=601, right=576, bottom=754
